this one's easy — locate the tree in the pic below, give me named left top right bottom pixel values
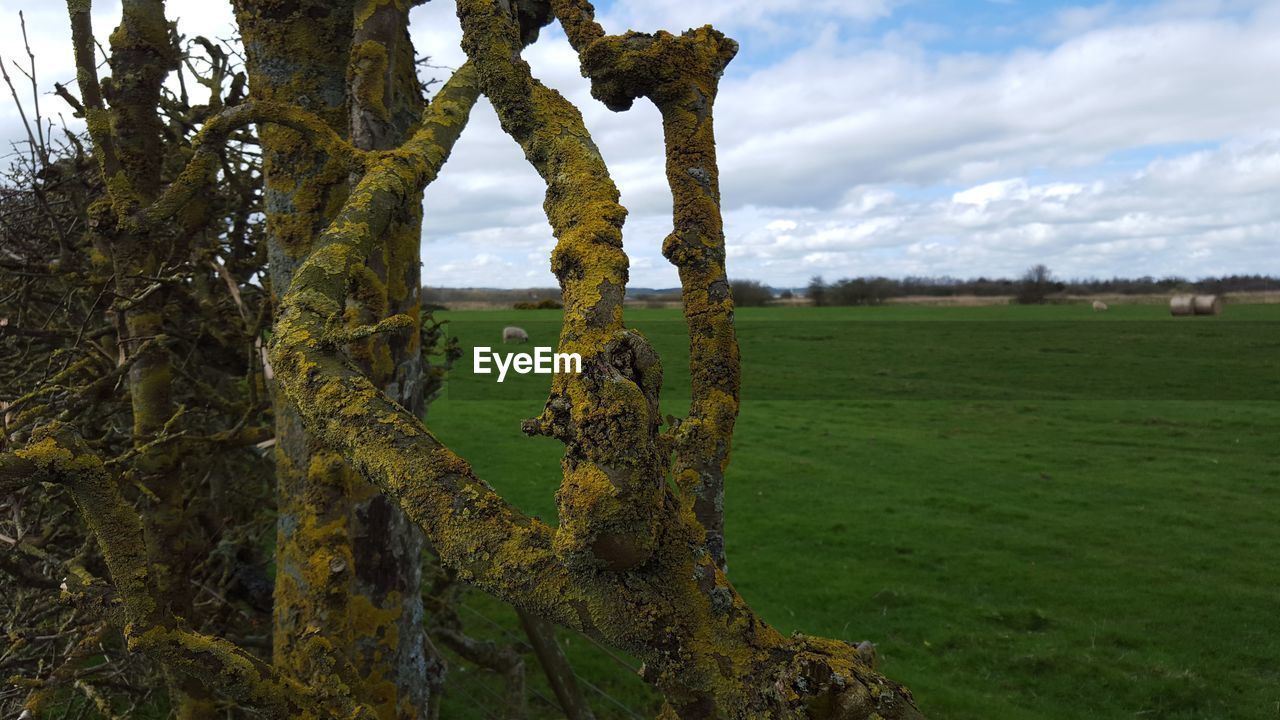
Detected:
left=1, top=1, right=924, bottom=718
left=809, top=275, right=829, bottom=307
left=729, top=279, right=772, bottom=307
left=1016, top=263, right=1054, bottom=304
left=1, top=20, right=281, bottom=719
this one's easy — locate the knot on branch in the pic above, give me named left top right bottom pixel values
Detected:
left=339, top=313, right=416, bottom=344
left=523, top=330, right=670, bottom=572
left=523, top=329, right=663, bottom=447
left=14, top=422, right=101, bottom=482
left=577, top=27, right=738, bottom=111
left=769, top=635, right=923, bottom=720
left=661, top=230, right=728, bottom=272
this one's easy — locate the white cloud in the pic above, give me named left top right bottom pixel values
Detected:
left=4, top=0, right=1278, bottom=288
left=596, top=0, right=897, bottom=38
left=712, top=3, right=1280, bottom=209
left=719, top=136, right=1280, bottom=284
left=0, top=0, right=235, bottom=158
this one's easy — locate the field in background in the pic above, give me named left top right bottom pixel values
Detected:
left=429, top=290, right=1280, bottom=310
left=426, top=304, right=1280, bottom=720
left=883, top=290, right=1280, bottom=306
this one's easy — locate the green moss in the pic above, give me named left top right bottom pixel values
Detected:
left=350, top=41, right=390, bottom=121
left=258, top=2, right=923, bottom=714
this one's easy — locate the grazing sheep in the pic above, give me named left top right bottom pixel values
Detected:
left=1092, top=300, right=1108, bottom=312
left=502, top=326, right=529, bottom=344
left=855, top=640, right=878, bottom=668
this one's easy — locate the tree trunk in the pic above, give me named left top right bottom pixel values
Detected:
left=231, top=0, right=437, bottom=715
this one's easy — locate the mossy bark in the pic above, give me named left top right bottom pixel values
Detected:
left=268, top=4, right=924, bottom=715
left=347, top=2, right=442, bottom=716
left=552, top=0, right=742, bottom=574
left=229, top=0, right=360, bottom=705
left=8, top=424, right=379, bottom=720
left=68, top=0, right=213, bottom=714
left=231, top=0, right=443, bottom=716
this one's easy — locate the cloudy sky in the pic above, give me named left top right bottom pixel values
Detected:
left=3, top=0, right=1279, bottom=288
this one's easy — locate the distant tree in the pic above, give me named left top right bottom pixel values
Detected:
left=1016, top=264, right=1054, bottom=304
left=730, top=279, right=772, bottom=307
left=514, top=298, right=564, bottom=309
left=831, top=277, right=894, bottom=306
left=808, top=275, right=829, bottom=306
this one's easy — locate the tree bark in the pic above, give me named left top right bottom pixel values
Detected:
left=67, top=1, right=214, bottom=714
left=231, top=1, right=441, bottom=715
left=266, top=6, right=924, bottom=706
left=346, top=2, right=443, bottom=716
left=552, top=0, right=742, bottom=577
left=229, top=0, right=360, bottom=703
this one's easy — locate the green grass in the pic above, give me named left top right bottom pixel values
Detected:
left=425, top=303, right=1280, bottom=719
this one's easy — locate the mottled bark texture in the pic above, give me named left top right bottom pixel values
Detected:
left=231, top=0, right=437, bottom=715
left=31, top=0, right=926, bottom=717
left=554, top=0, right=742, bottom=573
left=6, top=424, right=378, bottom=720
left=267, top=1, right=924, bottom=717
left=229, top=0, right=365, bottom=707
left=346, top=2, right=439, bottom=716
left=67, top=0, right=213, bottom=714
left=1, top=54, right=480, bottom=719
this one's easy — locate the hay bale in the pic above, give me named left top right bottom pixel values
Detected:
left=1092, top=300, right=1108, bottom=312
left=1170, top=295, right=1195, bottom=316
left=1193, top=294, right=1222, bottom=316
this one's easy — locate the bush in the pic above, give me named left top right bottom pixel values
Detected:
left=513, top=298, right=563, bottom=310
left=830, top=277, right=894, bottom=306
left=808, top=276, right=828, bottom=307
left=730, top=279, right=772, bottom=307
left=1016, top=264, right=1054, bottom=305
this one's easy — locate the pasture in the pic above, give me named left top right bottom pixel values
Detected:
left=426, top=303, right=1280, bottom=719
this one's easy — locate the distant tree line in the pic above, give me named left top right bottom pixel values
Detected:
left=422, top=273, right=1279, bottom=309
left=805, top=272, right=1280, bottom=306
left=422, top=286, right=562, bottom=307
left=729, top=279, right=773, bottom=307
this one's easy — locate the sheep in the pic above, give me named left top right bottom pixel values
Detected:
left=502, top=326, right=529, bottom=344
left=1092, top=300, right=1108, bottom=312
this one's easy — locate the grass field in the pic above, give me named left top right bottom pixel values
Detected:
left=426, top=303, right=1280, bottom=720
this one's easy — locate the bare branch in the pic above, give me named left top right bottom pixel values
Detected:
left=458, top=0, right=668, bottom=573
left=140, top=100, right=364, bottom=231
left=7, top=424, right=378, bottom=720
left=64, top=0, right=122, bottom=184
left=550, top=0, right=742, bottom=572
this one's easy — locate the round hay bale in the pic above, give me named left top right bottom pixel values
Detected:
left=1193, top=294, right=1222, bottom=316
left=1170, top=295, right=1195, bottom=316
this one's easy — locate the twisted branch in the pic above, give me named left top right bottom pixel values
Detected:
left=142, top=101, right=364, bottom=232
left=551, top=0, right=741, bottom=572
left=4, top=424, right=375, bottom=720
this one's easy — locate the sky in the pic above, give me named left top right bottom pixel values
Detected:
left=2, top=0, right=1279, bottom=288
